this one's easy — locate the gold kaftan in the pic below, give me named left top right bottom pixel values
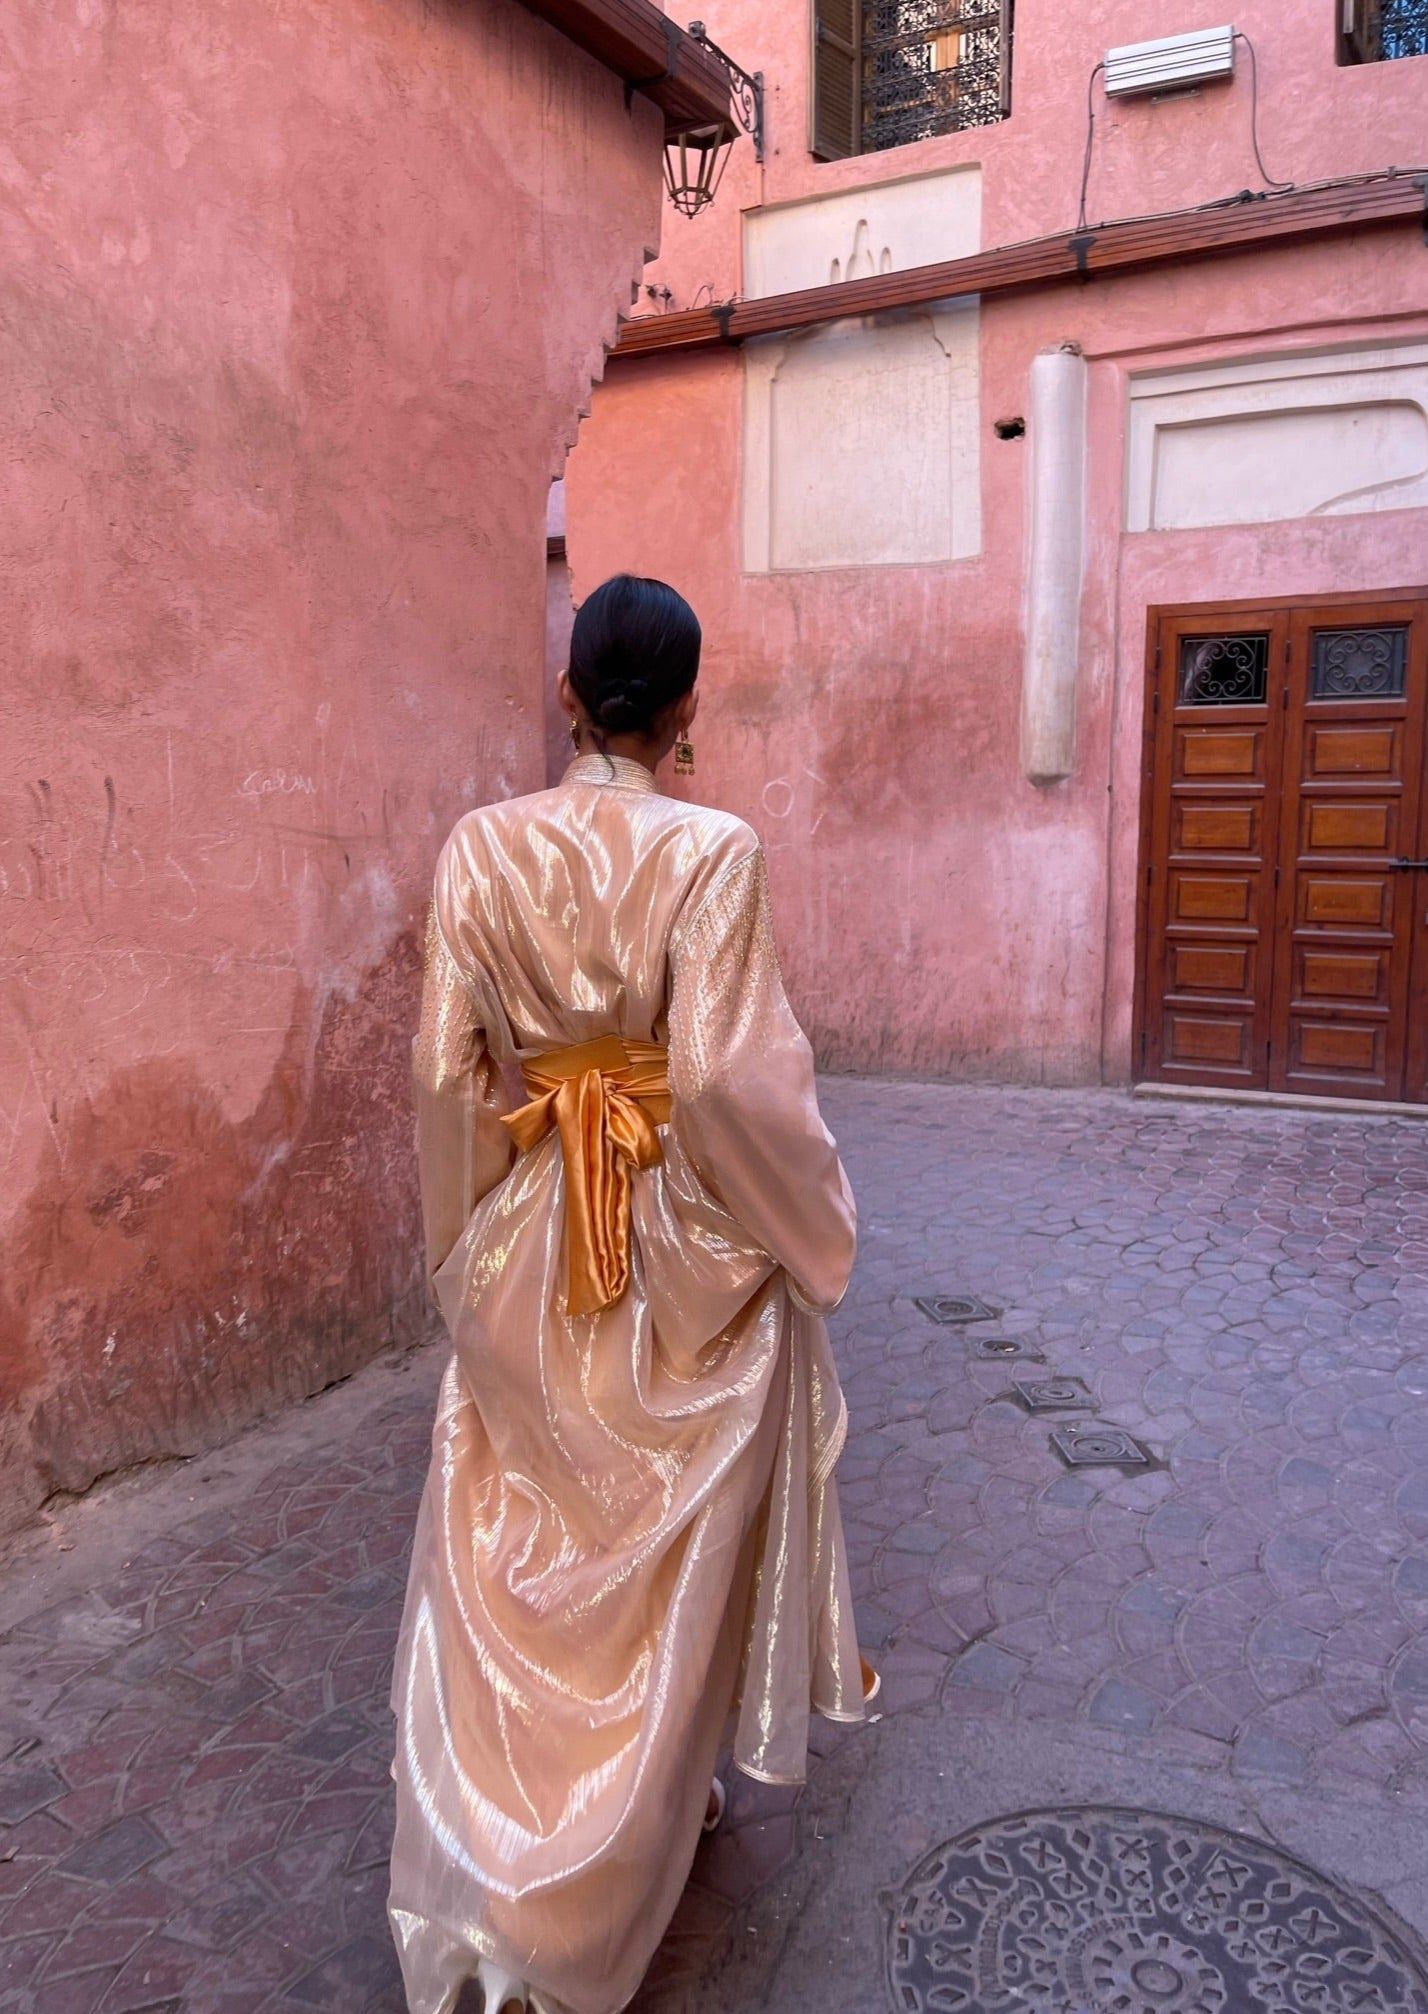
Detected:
left=388, top=755, right=863, bottom=2014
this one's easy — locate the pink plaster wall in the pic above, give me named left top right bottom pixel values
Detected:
left=0, top=0, right=663, bottom=1534
left=634, top=0, right=1428, bottom=309
left=566, top=0, right=1428, bottom=1084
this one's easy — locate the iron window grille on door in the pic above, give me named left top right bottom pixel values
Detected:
left=1340, top=0, right=1428, bottom=61
left=811, top=0, right=1011, bottom=160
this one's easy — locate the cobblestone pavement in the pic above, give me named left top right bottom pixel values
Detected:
left=2, top=1082, right=1427, bottom=2013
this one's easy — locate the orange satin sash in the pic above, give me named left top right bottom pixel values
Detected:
left=500, top=1035, right=671, bottom=1317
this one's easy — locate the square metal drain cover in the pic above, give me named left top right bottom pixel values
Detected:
left=913, top=1294, right=1001, bottom=1326
left=1051, top=1423, right=1150, bottom=1468
left=1014, top=1373, right=1094, bottom=1413
left=970, top=1334, right=1044, bottom=1363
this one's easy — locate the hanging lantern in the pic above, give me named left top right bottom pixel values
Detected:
left=662, top=23, right=763, bottom=219
left=663, top=118, right=739, bottom=218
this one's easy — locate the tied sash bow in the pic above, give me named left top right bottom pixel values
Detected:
left=500, top=1035, right=671, bottom=1316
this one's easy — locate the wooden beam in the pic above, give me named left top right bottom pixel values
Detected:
left=517, top=0, right=733, bottom=134
left=610, top=174, right=1428, bottom=360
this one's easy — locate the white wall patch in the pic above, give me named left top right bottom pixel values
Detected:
left=1126, top=341, right=1428, bottom=533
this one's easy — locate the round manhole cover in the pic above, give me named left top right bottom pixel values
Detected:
left=886, top=1806, right=1428, bottom=2013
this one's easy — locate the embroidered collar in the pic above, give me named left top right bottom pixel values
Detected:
left=563, top=754, right=661, bottom=794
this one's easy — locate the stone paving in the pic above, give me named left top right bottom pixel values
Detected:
left=1, top=1081, right=1427, bottom=2013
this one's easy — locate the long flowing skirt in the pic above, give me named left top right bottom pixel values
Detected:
left=388, top=1133, right=864, bottom=2014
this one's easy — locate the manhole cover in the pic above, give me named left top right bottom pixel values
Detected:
left=913, top=1295, right=1001, bottom=1326
left=969, top=1334, right=1044, bottom=1363
left=1052, top=1422, right=1150, bottom=1469
left=886, top=1805, right=1428, bottom=2014
left=1014, top=1373, right=1094, bottom=1413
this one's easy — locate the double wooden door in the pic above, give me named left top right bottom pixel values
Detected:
left=1137, top=589, right=1428, bottom=1104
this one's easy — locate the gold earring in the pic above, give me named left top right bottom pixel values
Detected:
left=674, top=735, right=695, bottom=776
left=570, top=717, right=581, bottom=751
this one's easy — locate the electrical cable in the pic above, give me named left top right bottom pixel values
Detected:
left=1076, top=61, right=1106, bottom=233
left=1235, top=30, right=1294, bottom=191
left=1092, top=162, right=1426, bottom=233
left=1075, top=35, right=1377, bottom=232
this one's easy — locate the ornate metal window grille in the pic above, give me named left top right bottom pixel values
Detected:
left=1311, top=626, right=1408, bottom=698
left=862, top=0, right=1010, bottom=152
left=1342, top=0, right=1428, bottom=61
left=1178, top=633, right=1270, bottom=707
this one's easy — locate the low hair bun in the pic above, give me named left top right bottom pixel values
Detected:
left=594, top=689, right=646, bottom=733
left=593, top=676, right=650, bottom=733
left=567, top=576, right=701, bottom=744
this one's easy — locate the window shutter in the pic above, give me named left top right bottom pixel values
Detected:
left=998, top=0, right=1014, bottom=114
left=810, top=0, right=861, bottom=160
left=1340, top=0, right=1379, bottom=61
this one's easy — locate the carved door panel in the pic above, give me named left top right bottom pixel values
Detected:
left=1137, top=591, right=1428, bottom=1103
left=1139, top=611, right=1289, bottom=1090
left=1271, top=607, right=1428, bottom=1100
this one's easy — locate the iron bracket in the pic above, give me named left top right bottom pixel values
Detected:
left=687, top=21, right=764, bottom=162
left=624, top=18, right=680, bottom=110
left=1067, top=231, right=1096, bottom=279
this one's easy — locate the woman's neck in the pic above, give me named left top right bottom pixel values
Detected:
left=574, top=730, right=670, bottom=775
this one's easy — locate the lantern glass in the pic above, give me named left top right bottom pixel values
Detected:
left=663, top=121, right=736, bottom=218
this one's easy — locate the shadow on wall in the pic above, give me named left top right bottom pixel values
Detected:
left=0, top=928, right=429, bottom=1537
left=545, top=478, right=578, bottom=786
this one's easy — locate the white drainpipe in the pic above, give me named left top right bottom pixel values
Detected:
left=1021, top=343, right=1088, bottom=786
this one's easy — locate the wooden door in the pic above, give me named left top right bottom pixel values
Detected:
left=1137, top=590, right=1428, bottom=1103
left=1139, top=609, right=1290, bottom=1090
left=1271, top=604, right=1428, bottom=1099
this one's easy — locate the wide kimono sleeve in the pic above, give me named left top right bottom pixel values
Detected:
left=667, top=839, right=856, bottom=1312
left=412, top=887, right=514, bottom=1279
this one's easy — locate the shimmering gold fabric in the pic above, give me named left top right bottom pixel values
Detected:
left=389, top=755, right=863, bottom=2014
left=501, top=1036, right=672, bottom=1316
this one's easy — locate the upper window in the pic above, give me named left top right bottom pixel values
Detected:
left=1339, top=0, right=1428, bottom=62
left=811, top=0, right=1012, bottom=161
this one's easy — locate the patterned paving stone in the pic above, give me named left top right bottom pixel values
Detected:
left=822, top=1084, right=1428, bottom=1806
left=0, top=1083, right=1425, bottom=2009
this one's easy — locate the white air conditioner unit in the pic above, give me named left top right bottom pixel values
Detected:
left=1104, top=25, right=1236, bottom=96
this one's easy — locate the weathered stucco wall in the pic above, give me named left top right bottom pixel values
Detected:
left=0, top=0, right=662, bottom=1533
left=566, top=0, right=1428, bottom=1085
left=622, top=0, right=1428, bottom=310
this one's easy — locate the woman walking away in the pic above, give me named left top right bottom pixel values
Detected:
left=388, top=575, right=869, bottom=2014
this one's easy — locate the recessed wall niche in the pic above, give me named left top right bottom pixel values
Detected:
left=1126, top=341, right=1428, bottom=532
left=738, top=168, right=984, bottom=577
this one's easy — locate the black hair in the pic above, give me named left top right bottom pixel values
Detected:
left=567, top=574, right=701, bottom=739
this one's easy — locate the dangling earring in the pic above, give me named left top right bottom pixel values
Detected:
left=570, top=717, right=581, bottom=752
left=674, top=735, right=695, bottom=776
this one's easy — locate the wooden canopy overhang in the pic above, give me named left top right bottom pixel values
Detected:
left=608, top=171, right=1428, bottom=360
left=518, top=0, right=734, bottom=135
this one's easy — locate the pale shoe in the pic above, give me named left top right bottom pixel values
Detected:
left=703, top=1775, right=727, bottom=1832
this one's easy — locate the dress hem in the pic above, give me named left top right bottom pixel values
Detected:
left=732, top=1695, right=870, bottom=1786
